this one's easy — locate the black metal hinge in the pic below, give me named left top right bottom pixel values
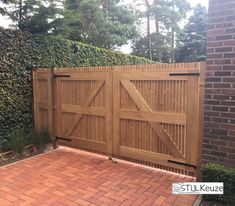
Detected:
left=54, top=74, right=70, bottom=78
left=169, top=73, right=200, bottom=76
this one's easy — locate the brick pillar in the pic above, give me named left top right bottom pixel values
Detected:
left=204, top=0, right=235, bottom=167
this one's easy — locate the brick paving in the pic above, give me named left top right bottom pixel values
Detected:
left=0, top=147, right=197, bottom=206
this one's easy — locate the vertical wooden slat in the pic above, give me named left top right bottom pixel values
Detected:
left=106, top=69, right=113, bottom=154
left=186, top=76, right=199, bottom=164
left=33, top=69, right=51, bottom=132
left=55, top=78, right=62, bottom=137
left=49, top=68, right=57, bottom=148
left=47, top=69, right=53, bottom=135
left=112, top=71, right=121, bottom=155
left=32, top=69, right=39, bottom=130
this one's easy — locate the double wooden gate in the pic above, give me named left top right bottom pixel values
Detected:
left=33, top=63, right=205, bottom=177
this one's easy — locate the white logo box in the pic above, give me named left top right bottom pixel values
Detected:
left=172, top=182, right=224, bottom=195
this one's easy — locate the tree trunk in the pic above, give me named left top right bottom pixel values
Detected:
left=145, top=0, right=152, bottom=60
left=171, top=28, right=175, bottom=63
left=147, top=11, right=152, bottom=60
left=19, top=0, right=22, bottom=20
left=154, top=0, right=162, bottom=62
left=171, top=4, right=175, bottom=63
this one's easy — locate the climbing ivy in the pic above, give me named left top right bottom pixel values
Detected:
left=0, top=29, right=153, bottom=151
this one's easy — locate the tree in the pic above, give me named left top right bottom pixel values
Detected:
left=143, top=0, right=152, bottom=60
left=3, top=0, right=63, bottom=34
left=58, top=0, right=137, bottom=49
left=175, top=4, right=207, bottom=62
left=132, top=32, right=171, bottom=62
left=150, top=0, right=173, bottom=62
left=0, top=0, right=14, bottom=15
left=131, top=0, right=190, bottom=62
left=163, top=0, right=190, bottom=63
left=131, top=0, right=170, bottom=62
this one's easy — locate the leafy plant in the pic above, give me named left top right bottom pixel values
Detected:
left=202, top=163, right=235, bottom=205
left=0, top=138, right=9, bottom=152
left=7, top=128, right=28, bottom=154
left=29, top=128, right=51, bottom=149
left=0, top=28, right=152, bottom=151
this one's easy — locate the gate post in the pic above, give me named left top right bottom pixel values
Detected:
left=50, top=67, right=57, bottom=149
left=197, top=62, right=205, bottom=181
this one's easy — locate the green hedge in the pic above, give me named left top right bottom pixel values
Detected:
left=0, top=29, right=153, bottom=151
left=202, top=163, right=235, bottom=205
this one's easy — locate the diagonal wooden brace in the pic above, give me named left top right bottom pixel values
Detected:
left=63, top=81, right=105, bottom=137
left=121, top=80, right=184, bottom=159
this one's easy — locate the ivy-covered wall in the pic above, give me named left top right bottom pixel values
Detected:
left=0, top=29, right=153, bottom=150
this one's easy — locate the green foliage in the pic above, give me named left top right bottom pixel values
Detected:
left=175, top=4, right=207, bottom=62
left=57, top=0, right=137, bottom=49
left=0, top=138, right=8, bottom=152
left=19, top=0, right=63, bottom=34
left=132, top=32, right=171, bottom=63
left=2, top=0, right=63, bottom=34
left=0, top=0, right=10, bottom=15
left=202, top=163, right=235, bottom=205
left=7, top=128, right=28, bottom=154
left=0, top=29, right=153, bottom=150
left=132, top=0, right=190, bottom=62
left=29, top=128, right=51, bottom=149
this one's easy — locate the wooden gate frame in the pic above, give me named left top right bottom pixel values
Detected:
left=33, top=63, right=205, bottom=179
left=55, top=69, right=113, bottom=154
left=112, top=64, right=205, bottom=178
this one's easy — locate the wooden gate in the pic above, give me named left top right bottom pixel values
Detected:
left=55, top=68, right=112, bottom=154
left=33, top=63, right=204, bottom=177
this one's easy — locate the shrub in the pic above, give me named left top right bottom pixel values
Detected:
left=29, top=128, right=51, bottom=149
left=7, top=128, right=28, bottom=154
left=202, top=163, right=235, bottom=205
left=0, top=138, right=8, bottom=153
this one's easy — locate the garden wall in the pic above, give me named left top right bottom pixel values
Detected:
left=204, top=0, right=235, bottom=168
left=0, top=29, right=153, bottom=150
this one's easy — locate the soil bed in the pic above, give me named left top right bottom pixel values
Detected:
left=0, top=144, right=53, bottom=167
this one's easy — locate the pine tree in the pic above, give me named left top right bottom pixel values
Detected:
left=4, top=0, right=63, bottom=34
left=132, top=32, right=171, bottom=62
left=58, top=0, right=137, bottom=49
left=175, top=4, right=207, bottom=62
left=163, top=0, right=190, bottom=63
left=132, top=0, right=190, bottom=62
left=0, top=0, right=14, bottom=15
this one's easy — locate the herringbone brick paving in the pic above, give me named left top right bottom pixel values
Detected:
left=0, top=147, right=197, bottom=206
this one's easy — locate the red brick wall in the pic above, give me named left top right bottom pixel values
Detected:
left=204, top=0, right=235, bottom=167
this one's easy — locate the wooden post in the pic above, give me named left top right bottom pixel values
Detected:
left=32, top=69, right=38, bottom=130
left=196, top=62, right=205, bottom=181
left=50, top=68, right=57, bottom=149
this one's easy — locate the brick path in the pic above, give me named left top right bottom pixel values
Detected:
left=0, top=147, right=197, bottom=206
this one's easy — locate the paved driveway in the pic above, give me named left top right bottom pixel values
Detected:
left=0, top=147, right=197, bottom=206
